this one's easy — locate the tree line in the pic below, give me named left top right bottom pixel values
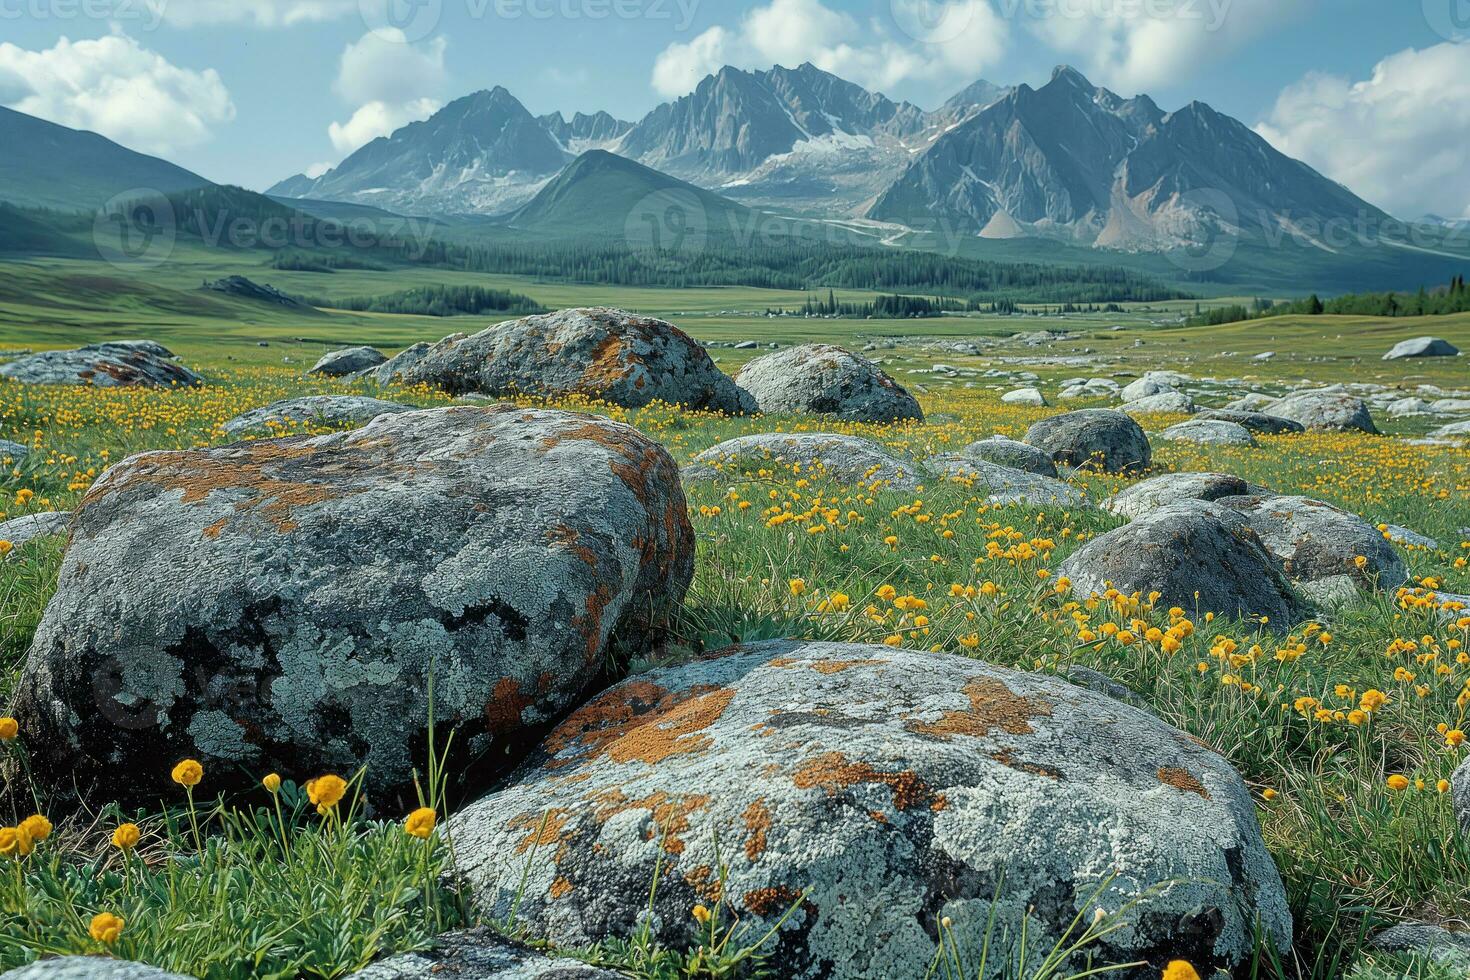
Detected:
left=301, top=284, right=545, bottom=318
left=1185, top=276, right=1470, bottom=327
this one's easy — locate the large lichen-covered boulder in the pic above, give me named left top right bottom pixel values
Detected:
left=733, top=344, right=923, bottom=423
left=1103, top=473, right=1253, bottom=521
left=12, top=406, right=694, bottom=807
left=1193, top=410, right=1304, bottom=435
left=0, top=343, right=201, bottom=388
left=221, top=396, right=413, bottom=437
left=950, top=436, right=1058, bottom=477
left=1023, top=409, right=1151, bottom=474
left=1061, top=502, right=1313, bottom=625
left=0, top=960, right=193, bottom=980
left=347, top=929, right=622, bottom=979
left=400, top=308, right=755, bottom=414
left=368, top=342, right=433, bottom=386
left=447, top=639, right=1291, bottom=977
left=926, top=456, right=1090, bottom=508
left=682, top=433, right=925, bottom=490
left=1261, top=391, right=1378, bottom=433
left=1216, top=495, right=1407, bottom=590
left=308, top=346, right=386, bottom=377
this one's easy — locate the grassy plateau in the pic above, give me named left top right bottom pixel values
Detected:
left=0, top=255, right=1466, bottom=979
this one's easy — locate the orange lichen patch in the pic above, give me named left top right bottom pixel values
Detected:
left=572, top=584, right=616, bottom=665
left=484, top=677, right=535, bottom=735
left=201, top=517, right=229, bottom=539
left=579, top=332, right=635, bottom=390
left=541, top=679, right=675, bottom=760
left=84, top=439, right=393, bottom=534
left=587, top=789, right=710, bottom=854
left=743, top=886, right=802, bottom=917
left=792, top=751, right=934, bottom=811
left=868, top=810, right=889, bottom=824
left=931, top=795, right=949, bottom=812
left=743, top=798, right=772, bottom=861
left=810, top=660, right=884, bottom=674
left=1157, top=767, right=1211, bottom=799
left=767, top=658, right=886, bottom=674
left=906, top=677, right=1052, bottom=741
left=684, top=864, right=724, bottom=903
left=549, top=876, right=574, bottom=899
left=989, top=749, right=1063, bottom=780
left=547, top=524, right=599, bottom=568
left=602, top=687, right=736, bottom=765
left=509, top=808, right=573, bottom=859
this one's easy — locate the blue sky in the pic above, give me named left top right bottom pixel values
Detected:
left=1, top=0, right=1467, bottom=218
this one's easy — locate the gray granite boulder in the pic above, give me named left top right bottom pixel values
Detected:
left=1193, top=410, right=1304, bottom=435
left=400, top=308, right=755, bottom=414
left=1216, top=495, right=1407, bottom=590
left=222, top=396, right=413, bottom=437
left=948, top=436, right=1058, bottom=477
left=0, top=343, right=201, bottom=388
left=1158, top=420, right=1257, bottom=447
left=13, top=405, right=694, bottom=808
left=1368, top=922, right=1470, bottom=966
left=1103, top=473, right=1253, bottom=521
left=1223, top=394, right=1276, bottom=412
left=1024, top=410, right=1151, bottom=474
left=1000, top=387, right=1047, bottom=407
left=347, top=929, right=621, bottom=979
left=1061, top=502, right=1312, bottom=626
left=1261, top=391, right=1378, bottom=433
left=926, top=456, right=1090, bottom=508
left=0, top=960, right=193, bottom=980
left=0, top=440, right=29, bottom=460
left=1431, top=419, right=1470, bottom=439
left=0, top=512, right=69, bottom=553
left=1383, top=337, right=1460, bottom=360
left=308, top=346, right=386, bottom=377
left=447, top=639, right=1291, bottom=977
left=734, top=344, right=922, bottom=423
left=683, top=433, right=924, bottom=490
left=1124, top=391, right=1196, bottom=415
left=366, top=342, right=434, bottom=386
left=1120, top=377, right=1177, bottom=403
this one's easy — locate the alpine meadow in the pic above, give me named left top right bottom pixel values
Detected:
left=0, top=3, right=1467, bottom=980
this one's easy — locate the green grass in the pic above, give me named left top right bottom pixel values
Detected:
left=0, top=255, right=1467, bottom=977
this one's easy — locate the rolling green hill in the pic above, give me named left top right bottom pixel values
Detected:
left=0, top=105, right=213, bottom=211
left=505, top=150, right=754, bottom=240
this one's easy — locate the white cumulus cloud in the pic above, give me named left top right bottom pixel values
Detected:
left=325, top=28, right=446, bottom=155
left=650, top=0, right=1007, bottom=99
left=334, top=28, right=447, bottom=105
left=328, top=97, right=442, bottom=154
left=0, top=32, right=234, bottom=156
left=1026, top=0, right=1306, bottom=94
left=1255, top=43, right=1470, bottom=221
